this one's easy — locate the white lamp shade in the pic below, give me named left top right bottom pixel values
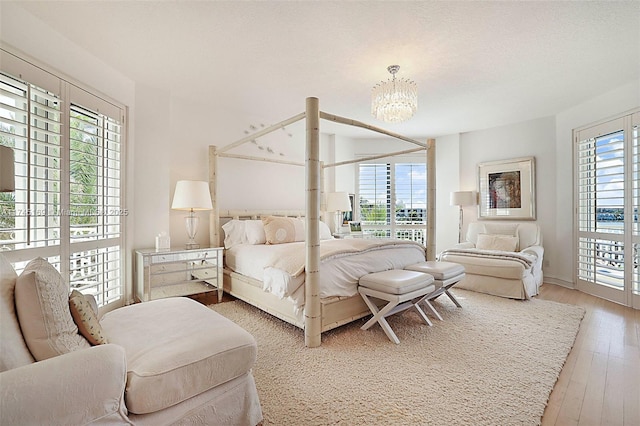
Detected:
left=0, top=145, right=15, bottom=192
left=450, top=191, right=476, bottom=206
left=326, top=192, right=351, bottom=212
left=171, top=180, right=213, bottom=211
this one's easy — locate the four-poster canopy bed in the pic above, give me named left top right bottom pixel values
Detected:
left=209, top=97, right=436, bottom=347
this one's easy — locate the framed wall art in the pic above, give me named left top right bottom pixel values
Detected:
left=478, top=156, right=536, bottom=220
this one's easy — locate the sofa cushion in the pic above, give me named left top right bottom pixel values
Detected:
left=100, top=297, right=257, bottom=414
left=0, top=255, right=35, bottom=371
left=69, top=290, right=108, bottom=345
left=14, top=258, right=90, bottom=361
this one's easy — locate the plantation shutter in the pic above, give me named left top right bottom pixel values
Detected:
left=0, top=71, right=62, bottom=269
left=68, top=86, right=124, bottom=306
left=359, top=163, right=391, bottom=237
left=395, top=163, right=426, bottom=244
left=576, top=118, right=625, bottom=288
left=632, top=112, right=640, bottom=296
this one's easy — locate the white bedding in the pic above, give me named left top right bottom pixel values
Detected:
left=225, top=238, right=426, bottom=310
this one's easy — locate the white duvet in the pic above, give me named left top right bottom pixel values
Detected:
left=225, top=238, right=426, bottom=311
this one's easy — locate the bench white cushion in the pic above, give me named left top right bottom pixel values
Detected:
left=405, top=261, right=465, bottom=281
left=359, top=270, right=433, bottom=295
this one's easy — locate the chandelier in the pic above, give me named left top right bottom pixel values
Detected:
left=371, top=65, right=417, bottom=123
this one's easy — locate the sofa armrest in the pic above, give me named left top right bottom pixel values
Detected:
left=1, top=344, right=131, bottom=426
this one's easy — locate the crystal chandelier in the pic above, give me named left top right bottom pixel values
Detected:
left=371, top=65, right=417, bottom=123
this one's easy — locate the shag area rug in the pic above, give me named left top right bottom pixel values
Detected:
left=211, top=289, right=584, bottom=426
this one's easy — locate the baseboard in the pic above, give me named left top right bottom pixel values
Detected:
left=543, top=276, right=574, bottom=289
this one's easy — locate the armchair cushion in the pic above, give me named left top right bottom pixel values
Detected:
left=100, top=297, right=258, bottom=415
left=14, top=257, right=90, bottom=361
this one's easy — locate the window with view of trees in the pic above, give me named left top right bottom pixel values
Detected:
left=358, top=161, right=427, bottom=243
left=0, top=53, right=126, bottom=308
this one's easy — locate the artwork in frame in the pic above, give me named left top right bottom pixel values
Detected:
left=478, top=156, right=536, bottom=220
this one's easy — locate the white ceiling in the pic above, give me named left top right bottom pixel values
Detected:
left=8, top=1, right=640, bottom=139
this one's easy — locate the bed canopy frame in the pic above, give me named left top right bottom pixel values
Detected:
left=209, top=97, right=436, bottom=347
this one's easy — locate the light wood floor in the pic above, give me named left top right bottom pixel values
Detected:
left=538, top=283, right=640, bottom=426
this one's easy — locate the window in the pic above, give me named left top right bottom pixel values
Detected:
left=575, top=110, right=640, bottom=307
left=358, top=160, right=427, bottom=243
left=0, top=51, right=126, bottom=308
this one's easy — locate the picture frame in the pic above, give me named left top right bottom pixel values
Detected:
left=478, top=156, right=536, bottom=220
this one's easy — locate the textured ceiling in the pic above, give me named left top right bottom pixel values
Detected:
left=4, top=1, right=640, bottom=139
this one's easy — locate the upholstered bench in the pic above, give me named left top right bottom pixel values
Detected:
left=404, top=261, right=465, bottom=320
left=358, top=269, right=435, bottom=344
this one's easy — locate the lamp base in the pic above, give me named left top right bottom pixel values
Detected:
left=185, top=242, right=200, bottom=250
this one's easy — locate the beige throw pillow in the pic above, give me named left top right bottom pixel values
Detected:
left=69, top=290, right=108, bottom=345
left=476, top=233, right=519, bottom=252
left=15, top=258, right=91, bottom=361
left=262, top=216, right=304, bottom=244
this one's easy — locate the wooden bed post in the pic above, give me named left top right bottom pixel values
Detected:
left=209, top=145, right=220, bottom=248
left=305, top=97, right=321, bottom=348
left=426, top=138, right=436, bottom=260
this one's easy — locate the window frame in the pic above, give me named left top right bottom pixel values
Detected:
left=356, top=155, right=428, bottom=244
left=0, top=48, right=128, bottom=311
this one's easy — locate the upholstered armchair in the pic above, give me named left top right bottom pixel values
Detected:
left=0, top=255, right=263, bottom=425
left=439, top=222, right=544, bottom=299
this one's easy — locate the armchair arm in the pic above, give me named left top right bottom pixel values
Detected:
left=1, top=344, right=131, bottom=426
left=521, top=245, right=544, bottom=260
left=521, top=245, right=544, bottom=272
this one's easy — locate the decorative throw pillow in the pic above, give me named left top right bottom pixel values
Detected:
left=476, top=234, right=519, bottom=252
left=262, top=216, right=304, bottom=244
left=69, top=290, right=108, bottom=345
left=15, top=257, right=91, bottom=361
left=222, top=219, right=247, bottom=249
left=245, top=220, right=267, bottom=245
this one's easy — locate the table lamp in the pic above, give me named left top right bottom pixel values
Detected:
left=326, top=192, right=352, bottom=234
left=171, top=180, right=213, bottom=249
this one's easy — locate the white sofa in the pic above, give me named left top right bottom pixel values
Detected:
left=439, top=222, right=544, bottom=300
left=0, top=255, right=263, bottom=425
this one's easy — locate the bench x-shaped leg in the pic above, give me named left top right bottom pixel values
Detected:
left=359, top=288, right=434, bottom=344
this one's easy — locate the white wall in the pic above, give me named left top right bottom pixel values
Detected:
left=459, top=116, right=557, bottom=277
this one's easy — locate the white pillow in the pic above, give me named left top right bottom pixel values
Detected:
left=319, top=221, right=333, bottom=240
left=476, top=234, right=519, bottom=252
left=222, top=220, right=247, bottom=249
left=245, top=220, right=266, bottom=245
